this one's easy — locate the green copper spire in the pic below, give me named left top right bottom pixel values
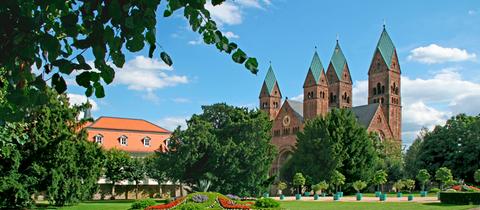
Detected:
left=375, top=27, right=395, bottom=66
left=309, top=51, right=324, bottom=84
left=263, top=64, right=277, bottom=95
left=330, top=41, right=347, bottom=78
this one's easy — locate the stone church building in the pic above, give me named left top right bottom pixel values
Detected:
left=259, top=27, right=402, bottom=175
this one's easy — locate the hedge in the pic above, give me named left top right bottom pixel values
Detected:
left=439, top=192, right=480, bottom=205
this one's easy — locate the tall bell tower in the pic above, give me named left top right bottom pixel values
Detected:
left=303, top=50, right=329, bottom=121
left=259, top=64, right=282, bottom=120
left=326, top=40, right=353, bottom=109
left=368, top=26, right=402, bottom=141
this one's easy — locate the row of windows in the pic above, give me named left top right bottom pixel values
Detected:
left=329, top=92, right=350, bottom=104
left=372, top=97, right=385, bottom=104
left=306, top=91, right=326, bottom=99
left=373, top=82, right=399, bottom=96
left=273, top=126, right=300, bottom=137
left=94, top=134, right=151, bottom=147
left=391, top=97, right=400, bottom=105
left=261, top=101, right=279, bottom=109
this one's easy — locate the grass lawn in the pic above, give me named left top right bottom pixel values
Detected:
left=35, top=200, right=478, bottom=210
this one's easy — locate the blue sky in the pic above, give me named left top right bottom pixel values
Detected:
left=67, top=0, right=480, bottom=147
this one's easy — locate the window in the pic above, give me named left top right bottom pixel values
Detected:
left=143, top=137, right=151, bottom=147
left=373, top=87, right=377, bottom=95
left=376, top=83, right=381, bottom=94
left=119, top=135, right=128, bottom=146
left=381, top=97, right=384, bottom=104
left=94, top=134, right=103, bottom=144
left=381, top=85, right=385, bottom=94
left=329, top=92, right=334, bottom=103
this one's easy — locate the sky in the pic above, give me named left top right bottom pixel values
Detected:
left=66, top=0, right=480, bottom=147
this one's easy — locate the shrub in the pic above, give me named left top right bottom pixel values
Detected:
left=352, top=181, right=367, bottom=193
left=430, top=188, right=440, bottom=193
left=191, top=194, right=208, bottom=203
left=177, top=203, right=203, bottom=210
left=254, top=198, right=280, bottom=208
left=130, top=198, right=157, bottom=210
left=439, top=192, right=480, bottom=205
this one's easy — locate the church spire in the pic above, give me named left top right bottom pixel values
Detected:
left=308, top=50, right=324, bottom=84
left=375, top=26, right=396, bottom=66
left=263, top=64, right=278, bottom=96
left=330, top=40, right=347, bottom=79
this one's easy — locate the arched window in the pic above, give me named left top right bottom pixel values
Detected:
left=330, top=92, right=334, bottom=103
left=377, top=83, right=381, bottom=94
left=143, top=137, right=151, bottom=147
left=94, top=134, right=103, bottom=144
left=373, top=87, right=377, bottom=95
left=347, top=96, right=350, bottom=104
left=119, top=135, right=128, bottom=146
left=381, top=85, right=385, bottom=94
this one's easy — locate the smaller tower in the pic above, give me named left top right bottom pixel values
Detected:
left=326, top=40, right=352, bottom=109
left=84, top=99, right=92, bottom=119
left=259, top=64, right=282, bottom=120
left=303, top=50, right=329, bottom=121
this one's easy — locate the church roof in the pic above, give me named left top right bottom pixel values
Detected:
left=308, top=51, right=324, bottom=84
left=351, top=103, right=380, bottom=128
left=375, top=27, right=396, bottom=66
left=330, top=42, right=347, bottom=78
left=286, top=100, right=304, bottom=121
left=263, top=65, right=278, bottom=95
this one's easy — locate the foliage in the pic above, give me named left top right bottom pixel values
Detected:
left=314, top=181, right=329, bottom=194
left=393, top=180, right=405, bottom=192
left=283, top=109, right=378, bottom=188
left=191, top=194, right=208, bottom=203
left=153, top=103, right=276, bottom=196
left=417, top=114, right=480, bottom=183
left=475, top=169, right=480, bottom=184
left=130, top=198, right=156, bottom=210
left=331, top=170, right=346, bottom=192
left=435, top=167, right=453, bottom=190
left=177, top=203, right=203, bottom=210
left=104, top=149, right=130, bottom=198
left=430, top=188, right=441, bottom=193
left=277, top=182, right=287, bottom=191
left=352, top=181, right=367, bottom=193
left=372, top=170, right=388, bottom=192
left=0, top=0, right=258, bottom=122
left=439, top=192, right=480, bottom=205
left=254, top=198, right=280, bottom=208
left=416, top=169, right=431, bottom=191
left=125, top=158, right=147, bottom=199
left=0, top=89, right=104, bottom=208
left=404, top=128, right=427, bottom=178
left=293, top=173, right=306, bottom=187
left=192, top=179, right=212, bottom=193
left=403, top=179, right=416, bottom=193
left=374, top=136, right=404, bottom=181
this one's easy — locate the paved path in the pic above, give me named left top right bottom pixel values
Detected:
left=272, top=196, right=439, bottom=203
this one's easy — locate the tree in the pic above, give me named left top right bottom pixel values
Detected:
left=315, top=181, right=329, bottom=195
left=292, top=173, right=306, bottom=195
left=404, top=128, right=427, bottom=178
left=417, top=114, right=480, bottom=182
left=125, top=158, right=147, bottom=199
left=283, top=109, right=378, bottom=187
left=416, top=169, right=431, bottom=191
left=277, top=182, right=287, bottom=195
left=0, top=0, right=259, bottom=122
left=0, top=89, right=105, bottom=208
left=104, top=149, right=130, bottom=199
left=331, top=170, right=346, bottom=193
left=435, top=167, right=453, bottom=190
left=352, top=181, right=367, bottom=193
left=145, top=155, right=166, bottom=196
left=403, top=179, right=416, bottom=193
left=372, top=170, right=388, bottom=192
left=374, top=136, right=404, bottom=181
left=393, top=180, right=404, bottom=193
left=475, top=169, right=480, bottom=184
left=154, top=103, right=276, bottom=196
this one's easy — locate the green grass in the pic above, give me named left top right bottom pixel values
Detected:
left=35, top=200, right=478, bottom=210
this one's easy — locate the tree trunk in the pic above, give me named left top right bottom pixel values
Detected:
left=111, top=184, right=116, bottom=200
left=158, top=184, right=163, bottom=197
left=135, top=182, right=139, bottom=200
left=180, top=183, right=184, bottom=197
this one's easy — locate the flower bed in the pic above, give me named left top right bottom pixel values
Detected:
left=145, top=197, right=185, bottom=210
left=452, top=185, right=480, bottom=192
left=218, top=197, right=251, bottom=209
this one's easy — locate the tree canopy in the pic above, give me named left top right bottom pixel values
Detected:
left=153, top=103, right=276, bottom=196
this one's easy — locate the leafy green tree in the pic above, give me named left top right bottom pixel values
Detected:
left=404, top=128, right=427, bottom=178
left=417, top=114, right=480, bottom=182
left=0, top=89, right=104, bottom=208
left=105, top=149, right=130, bottom=199
left=403, top=179, right=416, bottom=193
left=293, top=173, right=306, bottom=195
left=372, top=170, right=388, bottom=192
left=352, top=181, right=367, bottom=193
left=125, top=158, right=147, bottom=199
left=154, top=103, right=276, bottom=196
left=315, top=181, right=329, bottom=195
left=145, top=155, right=166, bottom=196
left=284, top=109, right=378, bottom=187
left=393, top=180, right=404, bottom=193
left=374, top=136, right=404, bottom=181
left=277, top=182, right=287, bottom=195
left=435, top=167, right=453, bottom=190
left=331, top=170, right=346, bottom=193
left=0, top=0, right=258, bottom=122
left=416, top=169, right=431, bottom=191
left=475, top=169, right=480, bottom=184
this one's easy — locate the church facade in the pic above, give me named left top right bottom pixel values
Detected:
left=259, top=27, right=402, bottom=175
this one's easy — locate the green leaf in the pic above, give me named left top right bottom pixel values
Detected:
left=33, top=75, right=46, bottom=90
left=232, top=49, right=247, bottom=64
left=85, top=86, right=93, bottom=97
left=100, top=64, right=115, bottom=84
left=77, top=55, right=86, bottom=64
left=125, top=16, right=135, bottom=29
left=245, top=57, right=258, bottom=74
left=52, top=59, right=74, bottom=74
left=126, top=35, right=144, bottom=52
left=160, top=52, right=173, bottom=66
left=148, top=44, right=156, bottom=58
left=52, top=73, right=67, bottom=93
left=111, top=51, right=125, bottom=68
left=146, top=29, right=156, bottom=45
left=212, top=0, right=225, bottom=6
left=109, top=0, right=122, bottom=22
left=35, top=57, right=42, bottom=70
left=94, top=82, right=105, bottom=98
left=76, top=72, right=91, bottom=88
left=163, top=9, right=173, bottom=17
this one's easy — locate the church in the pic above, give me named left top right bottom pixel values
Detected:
left=259, top=27, right=402, bottom=175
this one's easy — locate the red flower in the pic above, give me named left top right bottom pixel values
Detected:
left=146, top=197, right=185, bottom=210
left=218, top=197, right=251, bottom=209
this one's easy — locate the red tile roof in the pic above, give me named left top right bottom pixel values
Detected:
left=88, top=116, right=170, bottom=133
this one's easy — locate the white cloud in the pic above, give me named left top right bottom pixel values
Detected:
left=188, top=38, right=203, bottom=45
left=262, top=0, right=272, bottom=5
left=290, top=94, right=303, bottom=102
left=352, top=80, right=368, bottom=106
left=205, top=1, right=243, bottom=26
left=156, top=116, right=188, bottom=131
left=408, top=44, right=477, bottom=64
left=468, top=9, right=477, bottom=15
left=172, top=98, right=191, bottom=103
left=224, top=31, right=240, bottom=39
left=67, top=93, right=99, bottom=111
left=236, top=0, right=262, bottom=8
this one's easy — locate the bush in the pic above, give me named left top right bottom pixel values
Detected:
left=130, top=198, right=157, bottom=209
left=191, top=194, right=208, bottom=203
left=177, top=203, right=203, bottom=210
left=429, top=188, right=440, bottom=193
left=255, top=198, right=280, bottom=208
left=439, top=192, right=480, bottom=205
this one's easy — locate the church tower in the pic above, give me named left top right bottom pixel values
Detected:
left=303, top=50, right=329, bottom=121
left=259, top=64, right=282, bottom=120
left=368, top=26, right=402, bottom=141
left=326, top=40, right=352, bottom=109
